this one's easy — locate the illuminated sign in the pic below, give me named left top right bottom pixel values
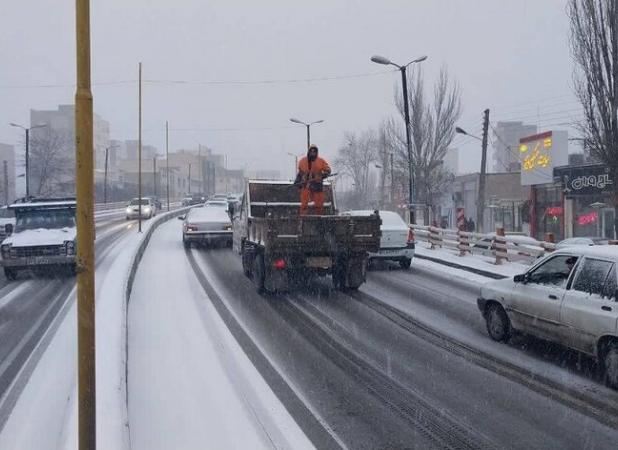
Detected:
left=520, top=131, right=568, bottom=186
left=554, top=163, right=614, bottom=197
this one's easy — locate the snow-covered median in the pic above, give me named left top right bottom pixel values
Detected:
left=128, top=219, right=314, bottom=450
left=0, top=210, right=185, bottom=450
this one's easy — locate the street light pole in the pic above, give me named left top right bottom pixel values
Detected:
left=138, top=62, right=142, bottom=233
left=290, top=118, right=324, bottom=150
left=75, top=0, right=96, bottom=448
left=166, top=121, right=170, bottom=211
left=370, top=54, right=427, bottom=223
left=104, top=147, right=108, bottom=204
left=10, top=123, right=47, bottom=198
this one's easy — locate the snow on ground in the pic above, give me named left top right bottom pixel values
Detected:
left=128, top=219, right=314, bottom=450
left=415, top=243, right=529, bottom=278
left=0, top=214, right=175, bottom=450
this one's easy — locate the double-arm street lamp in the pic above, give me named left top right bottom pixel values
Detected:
left=371, top=54, right=427, bottom=223
left=289, top=118, right=324, bottom=149
left=9, top=122, right=47, bottom=198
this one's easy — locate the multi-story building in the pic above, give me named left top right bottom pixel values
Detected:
left=29, top=104, right=109, bottom=195
left=492, top=121, right=537, bottom=172
left=0, top=144, right=16, bottom=204
left=443, top=147, right=459, bottom=175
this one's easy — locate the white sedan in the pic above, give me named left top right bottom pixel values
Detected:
left=342, top=210, right=414, bottom=269
left=180, top=204, right=232, bottom=248
left=477, top=246, right=618, bottom=388
left=126, top=198, right=156, bottom=220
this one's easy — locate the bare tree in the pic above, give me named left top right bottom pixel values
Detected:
left=335, top=129, right=379, bottom=208
left=568, top=0, right=618, bottom=234
left=29, top=128, right=73, bottom=196
left=393, top=66, right=462, bottom=222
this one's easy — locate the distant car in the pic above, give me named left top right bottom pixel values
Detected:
left=182, top=194, right=206, bottom=206
left=477, top=247, right=618, bottom=389
left=203, top=200, right=229, bottom=211
left=341, top=210, right=414, bottom=269
left=126, top=198, right=156, bottom=220
left=210, top=193, right=228, bottom=201
left=147, top=196, right=162, bottom=210
left=556, top=237, right=610, bottom=248
left=0, top=206, right=16, bottom=243
left=180, top=204, right=233, bottom=248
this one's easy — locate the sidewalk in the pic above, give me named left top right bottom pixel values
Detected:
left=414, top=244, right=529, bottom=280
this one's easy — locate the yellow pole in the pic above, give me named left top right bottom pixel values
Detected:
left=138, top=62, right=142, bottom=232
left=75, top=0, right=96, bottom=449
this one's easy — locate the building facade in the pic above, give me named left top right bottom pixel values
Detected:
left=492, top=121, right=537, bottom=172
left=0, top=144, right=16, bottom=205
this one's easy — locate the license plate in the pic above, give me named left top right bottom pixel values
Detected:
left=306, top=256, right=332, bottom=268
left=382, top=249, right=401, bottom=254
left=26, top=257, right=51, bottom=265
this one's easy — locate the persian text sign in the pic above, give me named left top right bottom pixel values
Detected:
left=520, top=131, right=568, bottom=186
left=554, top=164, right=614, bottom=197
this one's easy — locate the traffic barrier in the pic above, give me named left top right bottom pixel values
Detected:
left=429, top=226, right=442, bottom=249
left=458, top=230, right=471, bottom=256
left=494, top=227, right=508, bottom=265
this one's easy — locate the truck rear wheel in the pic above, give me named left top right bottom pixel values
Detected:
left=345, top=256, right=366, bottom=290
left=252, top=253, right=265, bottom=294
left=241, top=242, right=254, bottom=278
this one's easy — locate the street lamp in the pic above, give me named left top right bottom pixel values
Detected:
left=455, top=126, right=482, bottom=141
left=9, top=122, right=47, bottom=198
left=371, top=54, right=427, bottom=223
left=289, top=118, right=324, bottom=149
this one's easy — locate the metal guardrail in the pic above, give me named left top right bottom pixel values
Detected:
left=411, top=224, right=556, bottom=265
left=94, top=201, right=183, bottom=213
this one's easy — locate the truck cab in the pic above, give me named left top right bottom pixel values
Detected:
left=0, top=198, right=77, bottom=279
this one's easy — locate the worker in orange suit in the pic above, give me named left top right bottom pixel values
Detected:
left=295, top=144, right=331, bottom=215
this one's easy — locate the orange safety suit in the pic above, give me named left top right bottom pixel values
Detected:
left=297, top=154, right=331, bottom=215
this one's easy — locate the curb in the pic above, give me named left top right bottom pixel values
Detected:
left=414, top=253, right=507, bottom=280
left=122, top=207, right=190, bottom=447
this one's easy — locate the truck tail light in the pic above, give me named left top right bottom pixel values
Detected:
left=273, top=258, right=286, bottom=270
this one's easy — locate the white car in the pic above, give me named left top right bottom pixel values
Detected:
left=203, top=200, right=229, bottom=211
left=126, top=198, right=156, bottom=220
left=556, top=237, right=610, bottom=248
left=180, top=204, right=233, bottom=248
left=477, top=247, right=618, bottom=388
left=342, top=210, right=414, bottom=269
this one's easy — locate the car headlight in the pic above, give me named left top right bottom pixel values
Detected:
left=223, top=224, right=232, bottom=230
left=126, top=207, right=132, bottom=213
left=1, top=244, right=11, bottom=259
left=65, top=241, right=76, bottom=256
left=143, top=207, right=151, bottom=213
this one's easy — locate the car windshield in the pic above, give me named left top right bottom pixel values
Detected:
left=130, top=199, right=149, bottom=206
left=14, top=209, right=76, bottom=232
left=0, top=208, right=14, bottom=219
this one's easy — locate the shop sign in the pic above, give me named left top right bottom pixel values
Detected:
left=554, top=164, right=614, bottom=197
left=520, top=131, right=569, bottom=186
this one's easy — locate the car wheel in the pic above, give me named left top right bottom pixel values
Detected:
left=3, top=268, right=16, bottom=281
left=399, top=258, right=412, bottom=270
left=183, top=236, right=190, bottom=248
left=604, top=343, right=618, bottom=389
left=126, top=216, right=130, bottom=220
left=241, top=242, right=253, bottom=277
left=485, top=303, right=511, bottom=342
left=252, top=253, right=265, bottom=294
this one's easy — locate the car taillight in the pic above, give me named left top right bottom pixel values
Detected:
left=185, top=224, right=198, bottom=232
left=273, top=258, right=286, bottom=270
left=407, top=228, right=415, bottom=244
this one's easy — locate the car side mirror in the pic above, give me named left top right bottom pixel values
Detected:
left=5, top=223, right=13, bottom=236
left=177, top=215, right=185, bottom=221
left=514, top=273, right=527, bottom=283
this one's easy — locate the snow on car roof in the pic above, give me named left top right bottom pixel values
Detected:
left=9, top=200, right=76, bottom=209
left=552, top=245, right=618, bottom=260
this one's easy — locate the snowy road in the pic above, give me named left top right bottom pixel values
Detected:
left=0, top=217, right=139, bottom=434
left=124, top=227, right=618, bottom=450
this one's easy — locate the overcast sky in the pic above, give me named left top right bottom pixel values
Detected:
left=0, top=0, right=578, bottom=180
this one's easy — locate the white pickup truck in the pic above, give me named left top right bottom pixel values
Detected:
left=0, top=198, right=77, bottom=280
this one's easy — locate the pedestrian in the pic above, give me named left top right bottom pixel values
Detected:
left=295, top=144, right=332, bottom=215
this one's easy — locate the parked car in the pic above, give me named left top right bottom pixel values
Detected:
left=126, top=197, right=156, bottom=220
left=556, top=237, right=610, bottom=248
left=179, top=203, right=233, bottom=248
left=477, top=247, right=618, bottom=388
left=342, top=210, right=414, bottom=269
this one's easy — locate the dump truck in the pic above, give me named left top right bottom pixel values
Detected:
left=232, top=180, right=381, bottom=293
